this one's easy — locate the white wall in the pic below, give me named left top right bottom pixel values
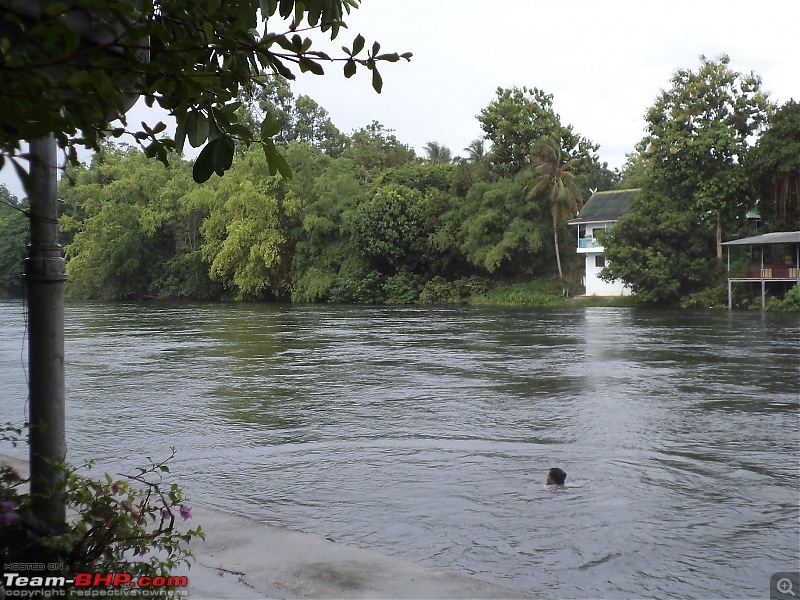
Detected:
left=584, top=253, right=630, bottom=296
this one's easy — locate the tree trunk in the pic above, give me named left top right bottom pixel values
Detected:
left=553, top=211, right=563, bottom=278
left=716, top=209, right=723, bottom=259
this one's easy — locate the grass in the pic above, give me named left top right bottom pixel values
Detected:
left=470, top=278, right=574, bottom=307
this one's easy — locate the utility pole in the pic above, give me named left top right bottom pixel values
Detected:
left=25, top=135, right=67, bottom=529
left=4, top=0, right=146, bottom=530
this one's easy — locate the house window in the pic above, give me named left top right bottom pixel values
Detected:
left=595, top=255, right=606, bottom=268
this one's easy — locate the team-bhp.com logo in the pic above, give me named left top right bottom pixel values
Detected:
left=2, top=566, right=188, bottom=597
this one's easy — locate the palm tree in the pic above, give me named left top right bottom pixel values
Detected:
left=423, top=141, right=452, bottom=165
left=463, top=138, right=487, bottom=164
left=522, top=138, right=582, bottom=279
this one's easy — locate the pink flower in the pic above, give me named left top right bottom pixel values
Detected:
left=0, top=500, right=18, bottom=523
left=179, top=505, right=192, bottom=521
left=161, top=507, right=170, bottom=520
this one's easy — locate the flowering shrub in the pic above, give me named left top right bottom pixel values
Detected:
left=0, top=437, right=204, bottom=584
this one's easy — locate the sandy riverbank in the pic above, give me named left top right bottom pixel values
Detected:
left=1, top=453, right=540, bottom=599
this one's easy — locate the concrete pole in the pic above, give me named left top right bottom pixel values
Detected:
left=728, top=279, right=732, bottom=310
left=24, top=135, right=67, bottom=529
left=726, top=247, right=731, bottom=310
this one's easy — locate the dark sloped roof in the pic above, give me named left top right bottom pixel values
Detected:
left=567, top=189, right=639, bottom=225
left=722, top=231, right=800, bottom=246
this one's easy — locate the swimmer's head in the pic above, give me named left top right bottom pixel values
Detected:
left=547, top=467, right=566, bottom=485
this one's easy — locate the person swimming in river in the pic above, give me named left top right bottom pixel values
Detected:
left=546, top=467, right=567, bottom=485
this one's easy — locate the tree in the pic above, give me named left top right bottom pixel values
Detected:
left=242, top=74, right=298, bottom=145
left=343, top=121, right=416, bottom=172
left=0, top=185, right=27, bottom=297
left=201, top=145, right=300, bottom=300
left=748, top=99, right=800, bottom=230
left=463, top=139, right=488, bottom=164
left=293, top=95, right=349, bottom=156
left=640, top=55, right=771, bottom=257
left=376, top=163, right=453, bottom=194
left=477, top=85, right=614, bottom=193
left=292, top=156, right=366, bottom=302
left=423, top=141, right=452, bottom=165
left=0, top=0, right=412, bottom=186
left=2, top=0, right=408, bottom=531
left=60, top=145, right=189, bottom=300
left=477, top=86, right=564, bottom=177
left=451, top=178, right=549, bottom=276
left=616, top=151, right=651, bottom=190
left=602, top=55, right=773, bottom=304
left=351, top=184, right=427, bottom=272
left=521, top=139, right=582, bottom=279
left=242, top=78, right=348, bottom=156
left=65, top=201, right=149, bottom=299
left=601, top=187, right=717, bottom=304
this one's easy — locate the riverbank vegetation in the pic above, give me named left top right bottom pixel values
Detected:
left=601, top=57, right=800, bottom=309
left=1, top=59, right=797, bottom=309
left=2, top=79, right=616, bottom=304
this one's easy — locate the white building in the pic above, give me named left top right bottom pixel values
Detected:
left=567, top=189, right=638, bottom=296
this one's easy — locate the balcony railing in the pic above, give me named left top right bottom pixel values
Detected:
left=741, top=265, right=800, bottom=279
left=578, top=237, right=603, bottom=249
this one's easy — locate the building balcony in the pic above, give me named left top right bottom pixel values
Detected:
left=577, top=237, right=603, bottom=252
left=729, top=264, right=800, bottom=281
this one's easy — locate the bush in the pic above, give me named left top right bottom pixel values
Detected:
left=419, top=276, right=487, bottom=304
left=784, top=285, right=800, bottom=311
left=766, top=284, right=800, bottom=312
left=328, top=270, right=385, bottom=304
left=383, top=270, right=422, bottom=304
left=1, top=440, right=203, bottom=589
left=681, top=283, right=730, bottom=309
left=292, top=267, right=336, bottom=302
left=473, top=278, right=566, bottom=306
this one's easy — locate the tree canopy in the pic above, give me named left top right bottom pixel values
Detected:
left=639, top=54, right=770, bottom=257
left=477, top=86, right=563, bottom=177
left=748, top=99, right=800, bottom=230
left=603, top=55, right=775, bottom=304
left=521, top=139, right=582, bottom=279
left=0, top=0, right=411, bottom=189
left=0, top=184, right=27, bottom=297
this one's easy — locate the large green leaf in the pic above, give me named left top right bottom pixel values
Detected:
left=213, top=136, right=235, bottom=176
left=193, top=139, right=218, bottom=183
left=186, top=111, right=209, bottom=148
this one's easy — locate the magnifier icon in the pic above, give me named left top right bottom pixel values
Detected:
left=778, top=578, right=796, bottom=597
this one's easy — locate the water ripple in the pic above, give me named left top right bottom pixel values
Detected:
left=0, top=302, right=798, bottom=599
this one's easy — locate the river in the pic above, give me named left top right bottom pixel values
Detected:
left=1, top=301, right=798, bottom=599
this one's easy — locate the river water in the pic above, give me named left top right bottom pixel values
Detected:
left=1, top=301, right=798, bottom=599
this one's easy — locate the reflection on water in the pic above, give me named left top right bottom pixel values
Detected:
left=1, top=301, right=798, bottom=599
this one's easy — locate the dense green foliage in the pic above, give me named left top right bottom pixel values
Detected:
left=0, top=0, right=410, bottom=190
left=0, top=185, right=28, bottom=297
left=49, top=138, right=584, bottom=302
left=601, top=187, right=719, bottom=304
left=748, top=100, right=800, bottom=231
left=3, top=46, right=796, bottom=307
left=603, top=55, right=791, bottom=305
left=12, top=80, right=622, bottom=304
left=520, top=139, right=583, bottom=279
left=765, top=284, right=800, bottom=312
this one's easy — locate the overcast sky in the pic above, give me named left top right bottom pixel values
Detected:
left=2, top=0, right=797, bottom=198
left=290, top=0, right=798, bottom=169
